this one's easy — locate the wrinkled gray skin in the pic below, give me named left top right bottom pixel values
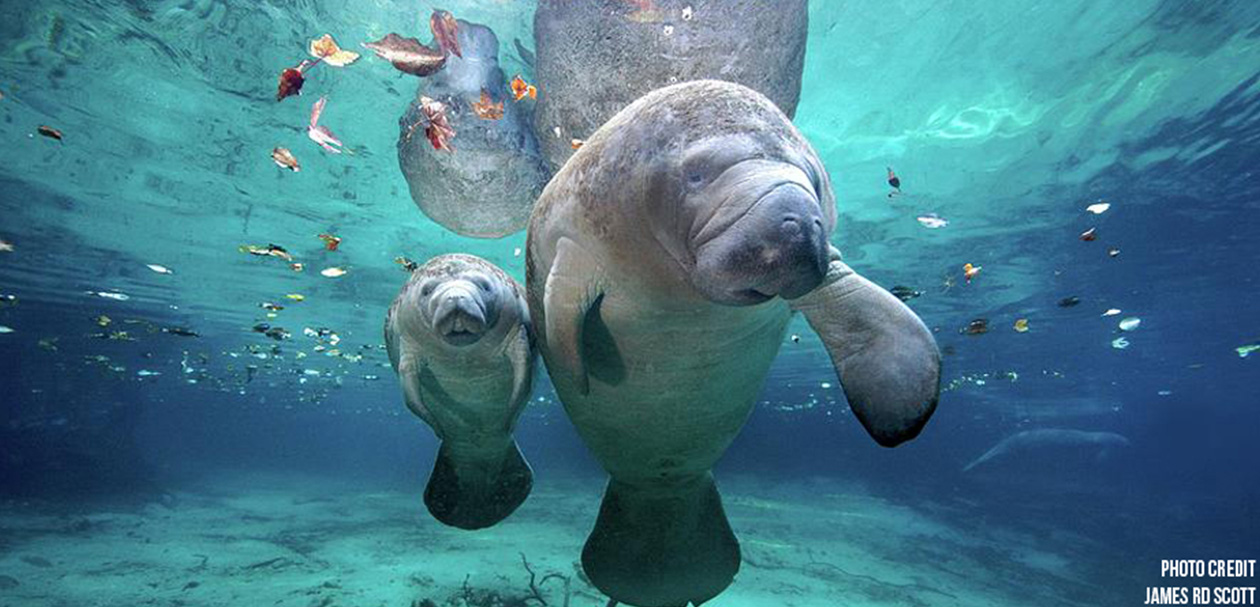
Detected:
left=385, top=254, right=536, bottom=530
left=963, top=429, right=1132, bottom=473
left=525, top=81, right=940, bottom=607
left=398, top=20, right=550, bottom=238
left=532, top=0, right=808, bottom=171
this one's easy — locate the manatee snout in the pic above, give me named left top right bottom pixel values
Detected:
left=694, top=183, right=829, bottom=305
left=431, top=281, right=493, bottom=346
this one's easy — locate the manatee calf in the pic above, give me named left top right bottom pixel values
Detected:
left=525, top=81, right=940, bottom=606
left=963, top=429, right=1132, bottom=473
left=398, top=20, right=549, bottom=238
left=385, top=254, right=536, bottom=529
left=532, top=0, right=808, bottom=170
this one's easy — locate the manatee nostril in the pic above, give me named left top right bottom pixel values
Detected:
left=813, top=218, right=823, bottom=229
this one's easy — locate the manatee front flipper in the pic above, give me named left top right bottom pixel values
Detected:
left=788, top=248, right=940, bottom=447
left=424, top=438, right=533, bottom=530
left=543, top=237, right=604, bottom=395
left=582, top=474, right=739, bottom=607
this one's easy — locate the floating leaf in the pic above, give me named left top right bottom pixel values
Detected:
left=963, top=318, right=989, bottom=336
left=1118, top=317, right=1141, bottom=331
left=286, top=293, right=306, bottom=302
left=1013, top=318, right=1029, bottom=333
left=1111, top=337, right=1130, bottom=349
left=272, top=147, right=300, bottom=171
left=309, top=34, right=360, bottom=67
left=240, top=244, right=294, bottom=262
left=37, top=125, right=63, bottom=141
left=146, top=264, right=173, bottom=275
left=419, top=96, right=455, bottom=152
left=470, top=89, right=504, bottom=120
left=963, top=263, right=981, bottom=283
left=0, top=240, right=13, bottom=253
left=510, top=75, right=537, bottom=101
left=395, top=256, right=419, bottom=272
left=1079, top=227, right=1097, bottom=241
left=1086, top=202, right=1110, bottom=215
left=1102, top=308, right=1122, bottom=316
left=1237, top=343, right=1260, bottom=358
left=430, top=9, right=462, bottom=58
left=916, top=213, right=948, bottom=229
left=0, top=325, right=14, bottom=334
left=276, top=60, right=317, bottom=102
left=307, top=96, right=343, bottom=154
left=570, top=138, right=585, bottom=150
left=1057, top=296, right=1080, bottom=307
left=321, top=267, right=347, bottom=278
left=362, top=34, right=446, bottom=77
left=318, top=233, right=342, bottom=251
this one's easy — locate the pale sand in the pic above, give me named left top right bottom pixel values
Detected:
left=0, top=471, right=1119, bottom=607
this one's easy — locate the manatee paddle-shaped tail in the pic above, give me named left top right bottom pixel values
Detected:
left=789, top=247, right=941, bottom=447
left=582, top=474, right=739, bottom=607
left=425, top=438, right=534, bottom=530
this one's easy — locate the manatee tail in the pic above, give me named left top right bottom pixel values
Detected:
left=582, top=473, right=739, bottom=607
left=424, top=439, right=533, bottom=530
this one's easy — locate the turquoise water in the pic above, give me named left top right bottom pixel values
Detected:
left=1, top=1, right=1258, bottom=606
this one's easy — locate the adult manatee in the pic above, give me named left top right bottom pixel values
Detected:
left=963, top=429, right=1132, bottom=473
left=525, top=81, right=940, bottom=607
left=385, top=254, right=536, bottom=529
left=532, top=0, right=808, bottom=170
left=398, top=20, right=549, bottom=237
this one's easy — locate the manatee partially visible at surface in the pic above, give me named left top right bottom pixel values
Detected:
left=532, top=0, right=809, bottom=170
left=385, top=254, right=536, bottom=529
left=398, top=20, right=549, bottom=238
left=963, top=429, right=1132, bottom=473
left=525, top=80, right=940, bottom=607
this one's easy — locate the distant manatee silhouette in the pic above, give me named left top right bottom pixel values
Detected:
left=963, top=429, right=1132, bottom=473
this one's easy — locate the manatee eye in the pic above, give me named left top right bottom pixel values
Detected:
left=419, top=280, right=435, bottom=297
left=472, top=276, right=493, bottom=292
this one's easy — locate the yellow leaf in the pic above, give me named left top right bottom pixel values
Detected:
left=309, top=34, right=359, bottom=67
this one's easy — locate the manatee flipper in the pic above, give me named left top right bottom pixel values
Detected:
left=543, top=237, right=604, bottom=395
left=501, top=321, right=534, bottom=429
left=582, top=474, right=739, bottom=607
left=424, top=438, right=533, bottom=530
left=788, top=247, right=941, bottom=447
left=398, top=351, right=444, bottom=436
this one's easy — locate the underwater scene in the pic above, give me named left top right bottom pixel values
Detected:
left=1, top=0, right=1258, bottom=605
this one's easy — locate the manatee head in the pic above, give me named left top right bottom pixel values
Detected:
left=401, top=255, right=519, bottom=347
left=607, top=80, right=836, bottom=306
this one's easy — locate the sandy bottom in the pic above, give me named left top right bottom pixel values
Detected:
left=0, top=472, right=1129, bottom=607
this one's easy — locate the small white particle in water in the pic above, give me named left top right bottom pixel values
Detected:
left=1158, top=390, right=1172, bottom=396
left=682, top=5, right=694, bottom=20
left=553, top=126, right=562, bottom=138
left=1111, top=337, right=1130, bottom=349
left=663, top=24, right=674, bottom=36
left=514, top=247, right=522, bottom=257
left=820, top=382, right=832, bottom=389
left=0, top=325, right=13, bottom=334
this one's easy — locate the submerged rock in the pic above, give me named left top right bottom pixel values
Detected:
left=532, top=0, right=809, bottom=169
left=398, top=20, right=549, bottom=238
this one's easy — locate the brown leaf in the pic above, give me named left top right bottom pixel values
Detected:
left=362, top=34, right=446, bottom=77
left=509, top=75, right=536, bottom=101
left=37, top=125, right=62, bottom=141
left=271, top=147, right=300, bottom=171
left=470, top=89, right=504, bottom=120
left=420, top=96, right=456, bottom=152
left=430, top=9, right=462, bottom=58
left=276, top=66, right=305, bottom=102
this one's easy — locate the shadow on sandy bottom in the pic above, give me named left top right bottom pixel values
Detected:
left=0, top=471, right=1129, bottom=607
